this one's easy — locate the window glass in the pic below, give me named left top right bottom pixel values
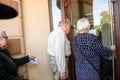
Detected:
left=52, top=0, right=61, bottom=29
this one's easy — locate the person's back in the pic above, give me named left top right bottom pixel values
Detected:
left=47, top=19, right=71, bottom=80
left=72, top=18, right=116, bottom=80
left=47, top=27, right=65, bottom=56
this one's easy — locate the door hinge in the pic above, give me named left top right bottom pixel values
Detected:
left=64, top=0, right=69, bottom=8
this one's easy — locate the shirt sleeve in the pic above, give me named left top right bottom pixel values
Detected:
left=54, top=33, right=66, bottom=73
left=65, top=38, right=71, bottom=56
left=13, top=56, right=29, bottom=66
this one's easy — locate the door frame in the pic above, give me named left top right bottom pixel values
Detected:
left=112, top=0, right=120, bottom=80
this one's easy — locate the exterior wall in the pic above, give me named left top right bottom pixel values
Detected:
left=21, top=0, right=53, bottom=80
left=0, top=0, right=29, bottom=78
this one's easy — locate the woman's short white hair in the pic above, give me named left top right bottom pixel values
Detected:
left=0, top=30, right=7, bottom=38
left=77, top=18, right=90, bottom=31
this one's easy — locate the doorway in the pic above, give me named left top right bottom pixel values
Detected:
left=48, top=0, right=116, bottom=80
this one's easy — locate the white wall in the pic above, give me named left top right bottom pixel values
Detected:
left=21, top=0, right=53, bottom=80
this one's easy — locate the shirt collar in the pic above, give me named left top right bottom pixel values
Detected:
left=57, top=27, right=66, bottom=34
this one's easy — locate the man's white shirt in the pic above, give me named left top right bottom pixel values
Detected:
left=47, top=27, right=71, bottom=73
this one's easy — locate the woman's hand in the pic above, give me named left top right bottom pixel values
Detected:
left=110, top=45, right=116, bottom=52
left=29, top=55, right=36, bottom=60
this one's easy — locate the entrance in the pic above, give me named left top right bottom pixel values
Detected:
left=49, top=0, right=117, bottom=80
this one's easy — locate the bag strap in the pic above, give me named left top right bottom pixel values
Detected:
left=80, top=51, right=100, bottom=74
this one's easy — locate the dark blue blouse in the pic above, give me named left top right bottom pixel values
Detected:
left=72, top=33, right=112, bottom=80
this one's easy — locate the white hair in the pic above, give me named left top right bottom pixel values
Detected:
left=0, top=30, right=6, bottom=38
left=58, top=19, right=70, bottom=27
left=77, top=18, right=90, bottom=31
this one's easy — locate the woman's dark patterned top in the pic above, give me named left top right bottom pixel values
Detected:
left=72, top=33, right=112, bottom=80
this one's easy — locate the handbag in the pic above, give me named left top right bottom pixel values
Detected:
left=100, top=57, right=113, bottom=80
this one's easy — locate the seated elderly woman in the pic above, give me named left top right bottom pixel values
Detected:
left=72, top=18, right=116, bottom=80
left=0, top=30, right=35, bottom=80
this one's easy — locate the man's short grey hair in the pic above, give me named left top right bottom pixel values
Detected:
left=0, top=30, right=6, bottom=38
left=77, top=18, right=90, bottom=31
left=58, top=19, right=70, bottom=27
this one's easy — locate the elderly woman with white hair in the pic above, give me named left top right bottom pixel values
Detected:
left=72, top=18, right=116, bottom=80
left=0, top=30, right=35, bottom=80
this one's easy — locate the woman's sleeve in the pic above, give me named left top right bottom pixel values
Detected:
left=93, top=36, right=112, bottom=58
left=0, top=59, right=27, bottom=80
left=13, top=56, right=29, bottom=66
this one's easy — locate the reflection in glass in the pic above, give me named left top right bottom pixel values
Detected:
left=93, top=0, right=111, bottom=48
left=70, top=0, right=93, bottom=36
left=52, top=0, right=61, bottom=29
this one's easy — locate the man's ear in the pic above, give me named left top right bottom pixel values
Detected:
left=64, top=24, right=67, bottom=28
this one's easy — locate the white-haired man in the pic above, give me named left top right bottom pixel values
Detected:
left=47, top=19, right=71, bottom=80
